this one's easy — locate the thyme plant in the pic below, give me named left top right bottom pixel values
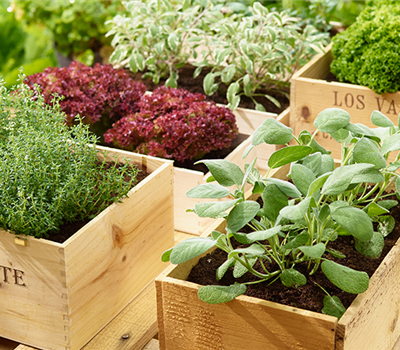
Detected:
left=164, top=108, right=400, bottom=318
left=0, top=78, right=138, bottom=239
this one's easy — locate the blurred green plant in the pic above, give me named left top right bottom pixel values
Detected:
left=0, top=1, right=56, bottom=88
left=13, top=0, right=124, bottom=66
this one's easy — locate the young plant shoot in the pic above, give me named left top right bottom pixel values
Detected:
left=163, top=108, right=400, bottom=319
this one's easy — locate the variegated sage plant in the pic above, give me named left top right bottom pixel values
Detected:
left=163, top=108, right=400, bottom=319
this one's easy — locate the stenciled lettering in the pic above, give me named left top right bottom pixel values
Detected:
left=0, top=265, right=27, bottom=287
left=375, top=97, right=398, bottom=115
left=333, top=91, right=365, bottom=110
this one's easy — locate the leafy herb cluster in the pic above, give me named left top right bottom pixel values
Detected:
left=108, top=0, right=328, bottom=110
left=164, top=108, right=400, bottom=318
left=0, top=78, right=139, bottom=239
left=14, top=0, right=124, bottom=65
left=331, top=1, right=400, bottom=94
left=104, top=86, right=238, bottom=162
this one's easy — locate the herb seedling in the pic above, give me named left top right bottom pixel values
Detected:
left=164, top=108, right=400, bottom=319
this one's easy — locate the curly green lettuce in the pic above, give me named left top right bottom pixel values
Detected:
left=331, top=2, right=400, bottom=94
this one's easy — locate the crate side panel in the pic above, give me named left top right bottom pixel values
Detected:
left=0, top=232, right=68, bottom=350
left=65, top=163, right=174, bottom=350
left=173, top=167, right=205, bottom=235
left=159, top=278, right=336, bottom=350
left=337, top=238, right=400, bottom=350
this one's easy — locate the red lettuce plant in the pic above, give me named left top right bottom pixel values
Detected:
left=104, top=86, right=238, bottom=162
left=24, top=61, right=146, bottom=126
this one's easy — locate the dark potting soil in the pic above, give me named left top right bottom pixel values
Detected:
left=174, top=132, right=249, bottom=174
left=128, top=64, right=289, bottom=115
left=46, top=162, right=150, bottom=244
left=187, top=198, right=400, bottom=314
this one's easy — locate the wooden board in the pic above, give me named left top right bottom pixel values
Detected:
left=174, top=108, right=290, bottom=235
left=0, top=146, right=174, bottom=350
left=157, top=163, right=400, bottom=350
left=290, top=43, right=400, bottom=160
left=11, top=231, right=194, bottom=350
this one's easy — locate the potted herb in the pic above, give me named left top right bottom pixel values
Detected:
left=0, top=79, right=174, bottom=350
left=14, top=0, right=124, bottom=66
left=108, top=1, right=328, bottom=113
left=290, top=1, right=400, bottom=160
left=157, top=107, right=400, bottom=349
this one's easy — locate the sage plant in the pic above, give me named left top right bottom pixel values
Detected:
left=164, top=108, right=400, bottom=318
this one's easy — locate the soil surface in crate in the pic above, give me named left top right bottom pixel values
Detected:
left=188, top=198, right=400, bottom=314
left=174, top=132, right=249, bottom=174
left=47, top=161, right=150, bottom=244
left=128, top=65, right=289, bottom=115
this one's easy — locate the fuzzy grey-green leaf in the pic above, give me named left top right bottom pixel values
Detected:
left=321, top=260, right=369, bottom=294
left=170, top=237, right=216, bottom=264
left=268, top=146, right=313, bottom=169
left=280, top=269, right=307, bottom=287
left=226, top=201, right=260, bottom=233
left=198, top=284, right=247, bottom=304
left=194, top=199, right=239, bottom=218
left=186, top=184, right=230, bottom=199
left=314, top=108, right=350, bottom=133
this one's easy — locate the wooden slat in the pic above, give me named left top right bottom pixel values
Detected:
left=336, top=238, right=400, bottom=350
left=290, top=44, right=400, bottom=161
left=11, top=231, right=194, bottom=350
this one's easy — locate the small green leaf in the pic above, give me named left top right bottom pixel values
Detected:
left=307, top=173, right=331, bottom=198
left=332, top=206, right=373, bottom=242
left=198, top=160, right=244, bottom=187
left=381, top=133, right=400, bottom=155
left=186, top=184, right=230, bottom=199
left=228, top=244, right=265, bottom=259
left=322, top=295, right=346, bottom=319
left=280, top=269, right=307, bottom=287
left=216, top=258, right=235, bottom=281
left=264, top=178, right=302, bottom=198
left=280, top=197, right=312, bottom=222
left=299, top=243, right=326, bottom=258
left=377, top=200, right=398, bottom=210
left=246, top=226, right=282, bottom=242
left=321, top=260, right=369, bottom=294
left=326, top=248, right=346, bottom=259
left=355, top=231, right=384, bottom=258
left=204, top=73, right=215, bottom=95
left=221, top=65, right=236, bottom=83
left=167, top=33, right=178, bottom=50
left=261, top=182, right=288, bottom=222
left=170, top=237, right=216, bottom=264
left=265, top=94, right=281, bottom=108
left=161, top=248, right=173, bottom=262
left=371, top=110, right=394, bottom=128
left=233, top=257, right=257, bottom=278
left=377, top=215, right=395, bottom=237
left=193, top=199, right=239, bottom=218
left=268, top=146, right=313, bottom=169
left=353, top=138, right=386, bottom=170
left=251, top=118, right=293, bottom=146
left=282, top=232, right=309, bottom=250
left=321, top=164, right=375, bottom=196
left=365, top=202, right=389, bottom=217
left=314, top=108, right=351, bottom=133
left=198, top=283, right=247, bottom=304
left=291, top=163, right=316, bottom=196
left=226, top=201, right=260, bottom=233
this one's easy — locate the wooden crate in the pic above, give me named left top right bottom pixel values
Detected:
left=290, top=43, right=400, bottom=160
left=174, top=107, right=290, bottom=235
left=0, top=145, right=175, bottom=350
left=156, top=164, right=400, bottom=350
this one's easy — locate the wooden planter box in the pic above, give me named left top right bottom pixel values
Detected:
left=174, top=107, right=290, bottom=235
left=0, top=145, right=174, bottom=350
left=290, top=43, right=400, bottom=160
left=156, top=164, right=400, bottom=350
